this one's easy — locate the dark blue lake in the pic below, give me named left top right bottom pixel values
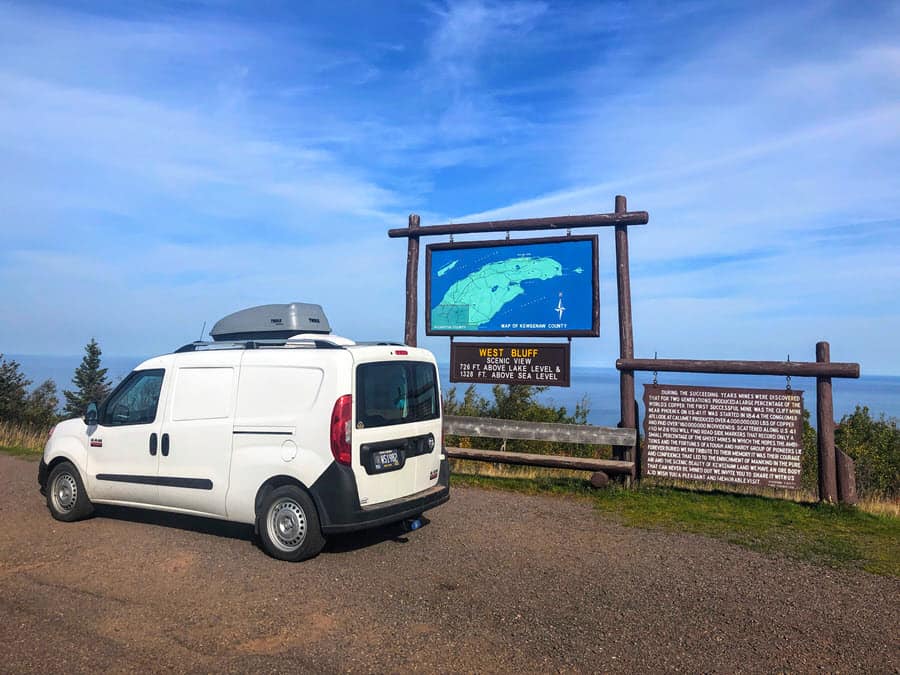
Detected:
left=439, top=366, right=900, bottom=427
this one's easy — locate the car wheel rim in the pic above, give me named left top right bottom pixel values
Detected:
left=267, top=498, right=307, bottom=552
left=52, top=472, right=78, bottom=513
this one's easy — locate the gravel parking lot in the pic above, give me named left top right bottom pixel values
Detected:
left=1, top=453, right=897, bottom=673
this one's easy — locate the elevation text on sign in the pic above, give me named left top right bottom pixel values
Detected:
left=450, top=342, right=571, bottom=387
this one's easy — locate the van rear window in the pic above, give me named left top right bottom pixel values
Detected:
left=356, top=361, right=439, bottom=429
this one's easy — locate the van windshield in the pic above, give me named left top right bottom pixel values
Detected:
left=357, top=361, right=439, bottom=429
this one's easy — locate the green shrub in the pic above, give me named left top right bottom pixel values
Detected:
left=835, top=406, right=899, bottom=499
left=800, top=408, right=818, bottom=493
left=783, top=405, right=897, bottom=499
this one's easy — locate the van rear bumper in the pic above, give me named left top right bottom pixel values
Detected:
left=310, top=458, right=450, bottom=535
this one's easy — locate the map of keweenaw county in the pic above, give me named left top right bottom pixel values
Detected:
left=427, top=237, right=597, bottom=335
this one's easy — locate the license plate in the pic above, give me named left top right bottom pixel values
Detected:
left=373, top=449, right=401, bottom=471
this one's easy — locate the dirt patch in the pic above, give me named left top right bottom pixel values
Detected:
left=235, top=612, right=337, bottom=655
left=1, top=454, right=897, bottom=673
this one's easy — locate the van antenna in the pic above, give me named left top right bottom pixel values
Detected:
left=199, top=321, right=206, bottom=341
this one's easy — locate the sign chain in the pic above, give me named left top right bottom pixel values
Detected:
left=785, top=354, right=791, bottom=391
left=653, top=351, right=658, bottom=385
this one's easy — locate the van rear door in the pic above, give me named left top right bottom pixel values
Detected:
left=352, top=359, right=442, bottom=507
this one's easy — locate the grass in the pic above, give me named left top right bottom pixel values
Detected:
left=451, top=464, right=900, bottom=578
left=0, top=421, right=47, bottom=461
left=591, top=484, right=900, bottom=577
left=0, top=445, right=43, bottom=460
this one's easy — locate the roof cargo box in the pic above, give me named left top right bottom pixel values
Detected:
left=210, top=303, right=331, bottom=341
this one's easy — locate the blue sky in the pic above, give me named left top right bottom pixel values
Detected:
left=1, top=0, right=898, bottom=373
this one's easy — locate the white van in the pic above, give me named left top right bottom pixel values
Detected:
left=38, top=304, right=450, bottom=561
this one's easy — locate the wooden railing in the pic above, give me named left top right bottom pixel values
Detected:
left=443, top=415, right=635, bottom=477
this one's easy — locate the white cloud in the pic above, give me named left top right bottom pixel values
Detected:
left=0, top=236, right=409, bottom=355
left=426, top=0, right=547, bottom=87
left=0, top=73, right=400, bottom=231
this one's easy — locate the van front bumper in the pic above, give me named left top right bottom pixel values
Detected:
left=38, top=458, right=49, bottom=495
left=311, top=458, right=450, bottom=535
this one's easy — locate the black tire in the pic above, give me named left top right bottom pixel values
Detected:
left=256, top=485, right=325, bottom=562
left=46, top=461, right=94, bottom=522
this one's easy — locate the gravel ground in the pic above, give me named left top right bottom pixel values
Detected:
left=1, top=453, right=897, bottom=673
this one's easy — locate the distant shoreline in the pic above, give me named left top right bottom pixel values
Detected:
left=7, top=354, right=899, bottom=426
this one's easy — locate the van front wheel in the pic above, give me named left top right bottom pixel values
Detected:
left=257, top=485, right=325, bottom=562
left=46, top=461, right=94, bottom=522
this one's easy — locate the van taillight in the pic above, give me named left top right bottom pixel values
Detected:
left=330, top=395, right=352, bottom=466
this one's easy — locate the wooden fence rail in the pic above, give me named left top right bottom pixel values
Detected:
left=443, top=415, right=636, bottom=479
left=444, top=415, right=635, bottom=446
left=616, top=357, right=859, bottom=379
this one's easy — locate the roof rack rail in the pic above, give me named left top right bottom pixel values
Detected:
left=174, top=339, right=346, bottom=353
left=353, top=341, right=407, bottom=347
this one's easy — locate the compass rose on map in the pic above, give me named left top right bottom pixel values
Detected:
left=555, top=292, right=566, bottom=320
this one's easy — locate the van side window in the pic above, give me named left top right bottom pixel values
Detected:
left=101, top=369, right=165, bottom=427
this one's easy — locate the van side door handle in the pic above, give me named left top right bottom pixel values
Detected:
left=161, top=433, right=170, bottom=457
left=149, top=433, right=158, bottom=456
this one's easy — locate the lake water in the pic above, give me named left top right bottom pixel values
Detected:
left=440, top=366, right=900, bottom=426
left=8, top=354, right=900, bottom=426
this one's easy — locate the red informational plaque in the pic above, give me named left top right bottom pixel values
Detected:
left=643, top=384, right=804, bottom=489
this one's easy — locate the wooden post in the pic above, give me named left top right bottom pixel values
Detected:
left=633, top=397, right=642, bottom=479
left=816, top=341, right=838, bottom=503
left=590, top=471, right=610, bottom=488
left=835, top=448, right=858, bottom=505
left=404, top=214, right=420, bottom=347
left=614, top=195, right=636, bottom=469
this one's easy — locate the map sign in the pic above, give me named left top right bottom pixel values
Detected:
left=425, top=235, right=598, bottom=337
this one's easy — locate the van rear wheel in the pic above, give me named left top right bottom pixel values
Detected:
left=257, top=485, right=325, bottom=562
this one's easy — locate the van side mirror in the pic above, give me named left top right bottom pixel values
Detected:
left=84, top=402, right=99, bottom=426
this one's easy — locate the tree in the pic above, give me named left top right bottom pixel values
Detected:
left=0, top=355, right=31, bottom=423
left=799, top=407, right=818, bottom=493
left=25, top=379, right=60, bottom=428
left=796, top=405, right=897, bottom=499
left=63, top=339, right=112, bottom=417
left=835, top=406, right=899, bottom=498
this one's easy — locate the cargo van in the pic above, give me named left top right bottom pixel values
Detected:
left=38, top=304, right=450, bottom=561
